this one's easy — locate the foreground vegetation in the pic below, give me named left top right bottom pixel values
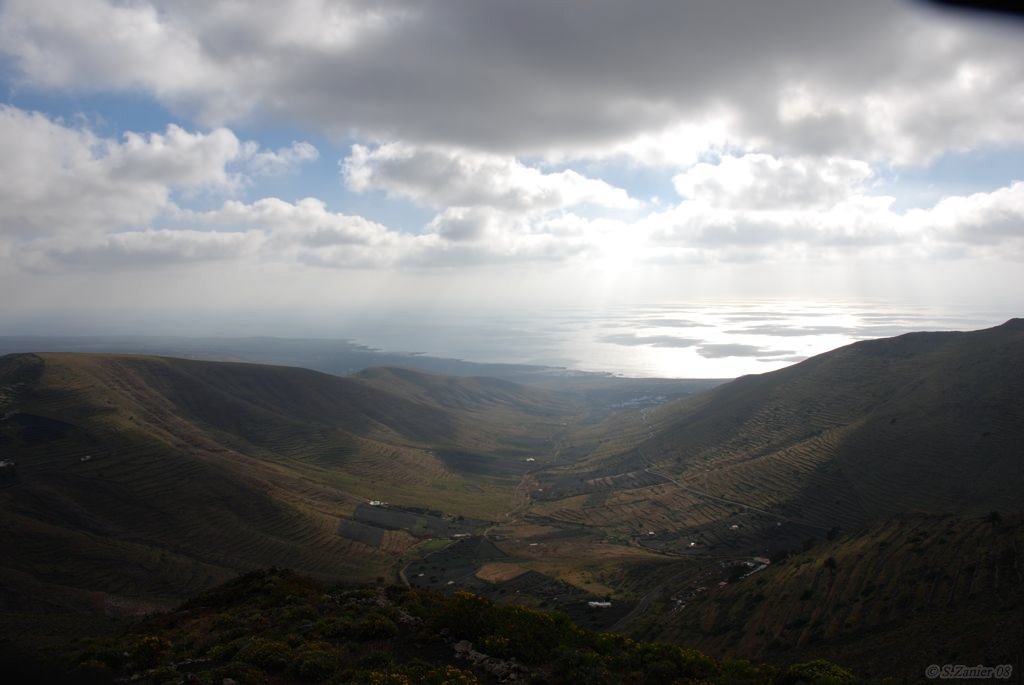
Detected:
left=56, top=568, right=864, bottom=685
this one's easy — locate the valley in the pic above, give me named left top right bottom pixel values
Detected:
left=1, top=320, right=1023, bottom=680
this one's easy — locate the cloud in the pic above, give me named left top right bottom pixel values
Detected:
left=30, top=228, right=261, bottom=270
left=640, top=166, right=1024, bottom=263
left=673, top=154, right=872, bottom=209
left=239, top=140, right=319, bottom=177
left=197, top=198, right=393, bottom=246
left=905, top=181, right=1024, bottom=249
left=2, top=106, right=1020, bottom=274
left=3, top=1, right=1022, bottom=163
left=343, top=142, right=638, bottom=212
left=108, top=125, right=242, bottom=188
left=0, top=0, right=216, bottom=98
left=191, top=197, right=414, bottom=267
left=0, top=106, right=324, bottom=246
left=426, top=207, right=499, bottom=242
left=0, top=105, right=241, bottom=238
left=176, top=197, right=594, bottom=269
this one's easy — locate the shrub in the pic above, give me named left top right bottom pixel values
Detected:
left=292, top=642, right=338, bottom=681
left=235, top=637, right=292, bottom=671
left=412, top=664, right=481, bottom=685
left=778, top=659, right=855, bottom=685
left=481, top=634, right=511, bottom=658
left=72, top=659, right=113, bottom=684
left=550, top=647, right=616, bottom=685
left=131, top=635, right=172, bottom=669
left=211, top=661, right=268, bottom=685
left=356, top=615, right=400, bottom=640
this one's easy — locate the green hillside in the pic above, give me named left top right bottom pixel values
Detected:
left=0, top=353, right=577, bottom=622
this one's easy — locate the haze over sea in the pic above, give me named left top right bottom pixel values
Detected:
left=331, top=300, right=1017, bottom=379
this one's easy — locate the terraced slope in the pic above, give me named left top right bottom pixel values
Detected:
left=536, top=319, right=1024, bottom=543
left=628, top=513, right=1024, bottom=681
left=0, top=353, right=576, bottom=615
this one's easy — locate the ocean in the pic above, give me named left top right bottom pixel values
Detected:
left=337, top=300, right=1016, bottom=378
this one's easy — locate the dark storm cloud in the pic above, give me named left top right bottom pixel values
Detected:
left=4, top=1, right=1021, bottom=161
left=246, top=1, right=1013, bottom=158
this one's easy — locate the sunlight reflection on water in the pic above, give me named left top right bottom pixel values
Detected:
left=342, top=300, right=1014, bottom=378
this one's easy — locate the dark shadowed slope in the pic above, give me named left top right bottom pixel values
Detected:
left=629, top=513, right=1024, bottom=680
left=635, top=318, right=1024, bottom=525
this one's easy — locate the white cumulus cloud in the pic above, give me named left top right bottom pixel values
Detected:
left=673, top=154, right=874, bottom=209
left=0, top=106, right=241, bottom=238
left=343, top=143, right=639, bottom=212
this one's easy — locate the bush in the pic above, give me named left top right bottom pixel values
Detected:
left=286, top=641, right=338, bottom=681
left=550, top=647, right=616, bottom=685
left=778, top=659, right=855, bottom=685
left=349, top=673, right=412, bottom=685
left=355, top=651, right=395, bottom=669
left=412, top=664, right=481, bottom=685
left=72, top=659, right=113, bottom=684
left=235, top=637, right=292, bottom=671
left=211, top=661, right=269, bottom=685
left=481, top=634, right=511, bottom=658
left=356, top=615, right=400, bottom=640
left=131, top=635, right=172, bottom=669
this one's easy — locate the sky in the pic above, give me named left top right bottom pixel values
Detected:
left=0, top=0, right=1022, bottom=375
